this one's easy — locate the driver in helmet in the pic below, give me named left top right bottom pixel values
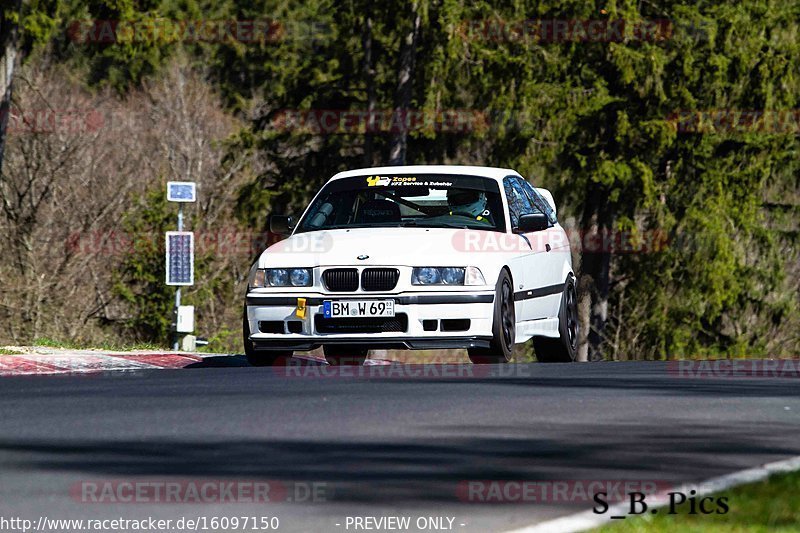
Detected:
left=447, top=189, right=492, bottom=224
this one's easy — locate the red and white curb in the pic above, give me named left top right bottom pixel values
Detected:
left=0, top=348, right=392, bottom=376
left=0, top=349, right=209, bottom=376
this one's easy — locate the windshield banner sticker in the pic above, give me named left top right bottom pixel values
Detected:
left=366, top=175, right=453, bottom=188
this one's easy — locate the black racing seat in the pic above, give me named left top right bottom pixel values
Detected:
left=356, top=199, right=401, bottom=224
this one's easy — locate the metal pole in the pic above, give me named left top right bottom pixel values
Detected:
left=173, top=286, right=181, bottom=350
left=173, top=204, right=184, bottom=350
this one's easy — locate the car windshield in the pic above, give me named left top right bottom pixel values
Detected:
left=295, top=174, right=506, bottom=233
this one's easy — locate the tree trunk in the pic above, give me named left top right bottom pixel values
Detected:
left=388, top=4, right=420, bottom=165
left=580, top=186, right=613, bottom=360
left=0, top=0, right=22, bottom=176
left=576, top=274, right=592, bottom=362
left=361, top=12, right=376, bottom=166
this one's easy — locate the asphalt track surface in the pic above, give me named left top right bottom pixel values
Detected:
left=0, top=359, right=799, bottom=532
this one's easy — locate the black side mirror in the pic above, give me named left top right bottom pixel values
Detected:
left=269, top=214, right=294, bottom=235
left=518, top=213, right=549, bottom=233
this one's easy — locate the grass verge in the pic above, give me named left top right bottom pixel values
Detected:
left=596, top=470, right=800, bottom=532
left=32, top=337, right=166, bottom=352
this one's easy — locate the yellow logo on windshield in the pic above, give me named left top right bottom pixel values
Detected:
left=366, top=175, right=391, bottom=186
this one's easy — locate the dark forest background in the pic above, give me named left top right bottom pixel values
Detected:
left=0, top=0, right=797, bottom=360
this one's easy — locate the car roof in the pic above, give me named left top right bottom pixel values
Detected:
left=329, top=165, right=521, bottom=182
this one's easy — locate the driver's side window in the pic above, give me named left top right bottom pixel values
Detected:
left=503, top=176, right=535, bottom=230
left=520, top=179, right=556, bottom=225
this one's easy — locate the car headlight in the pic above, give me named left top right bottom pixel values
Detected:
left=411, top=267, right=485, bottom=286
left=267, top=268, right=289, bottom=286
left=251, top=268, right=313, bottom=288
left=440, top=267, right=465, bottom=285
left=289, top=268, right=312, bottom=286
left=412, top=267, right=442, bottom=285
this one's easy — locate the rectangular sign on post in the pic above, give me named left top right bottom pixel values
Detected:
left=166, top=181, right=197, bottom=202
left=165, top=231, right=194, bottom=286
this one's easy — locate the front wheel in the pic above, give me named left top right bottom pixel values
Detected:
left=468, top=269, right=515, bottom=364
left=532, top=275, right=578, bottom=363
left=323, top=345, right=369, bottom=366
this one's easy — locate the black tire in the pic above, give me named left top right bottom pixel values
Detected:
left=323, top=345, right=369, bottom=366
left=468, top=269, right=515, bottom=364
left=242, top=308, right=293, bottom=366
left=532, top=275, right=578, bottom=363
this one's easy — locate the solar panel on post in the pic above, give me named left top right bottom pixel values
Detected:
left=165, top=231, right=194, bottom=286
left=166, top=182, right=197, bottom=202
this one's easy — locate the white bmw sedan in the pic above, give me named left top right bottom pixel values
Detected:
left=244, top=165, right=578, bottom=365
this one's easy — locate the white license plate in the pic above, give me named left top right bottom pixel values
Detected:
left=323, top=300, right=395, bottom=318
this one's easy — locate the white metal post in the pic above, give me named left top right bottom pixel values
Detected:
left=173, top=204, right=184, bottom=350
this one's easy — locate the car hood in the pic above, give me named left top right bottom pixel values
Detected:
left=258, top=227, right=519, bottom=268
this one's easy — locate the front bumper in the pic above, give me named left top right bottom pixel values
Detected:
left=245, top=291, right=495, bottom=352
